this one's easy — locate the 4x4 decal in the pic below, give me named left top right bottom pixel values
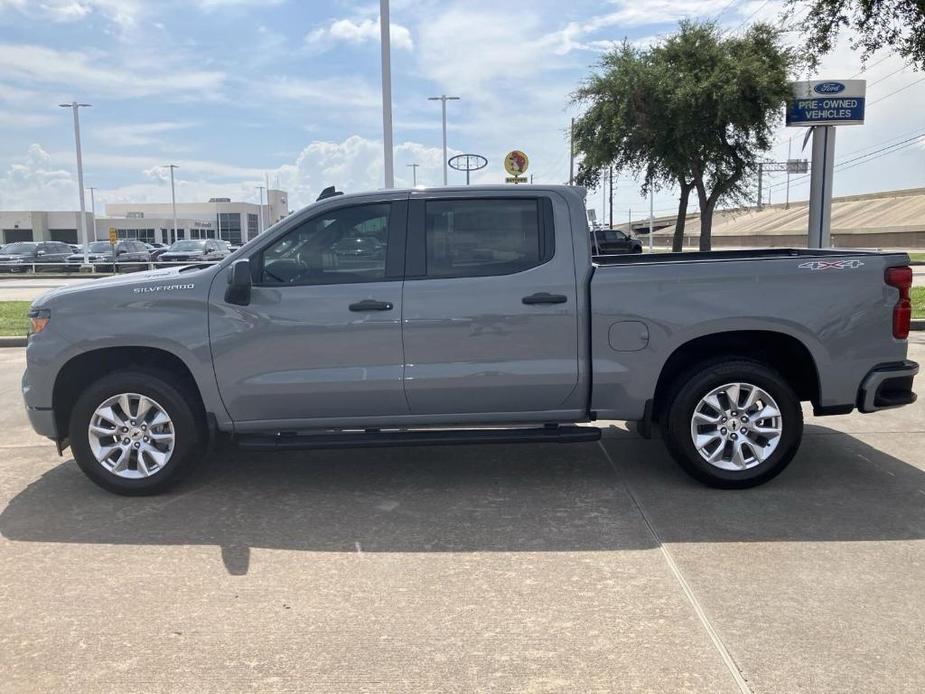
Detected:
left=798, top=259, right=864, bottom=271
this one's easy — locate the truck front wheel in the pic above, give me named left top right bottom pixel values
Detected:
left=663, top=359, right=803, bottom=488
left=69, top=370, right=205, bottom=495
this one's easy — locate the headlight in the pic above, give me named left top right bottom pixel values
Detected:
left=28, top=308, right=50, bottom=336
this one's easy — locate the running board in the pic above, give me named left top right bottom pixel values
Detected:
left=236, top=425, right=601, bottom=451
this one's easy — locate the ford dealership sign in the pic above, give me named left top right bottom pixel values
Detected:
left=813, top=82, right=846, bottom=95
left=787, top=79, right=866, bottom=127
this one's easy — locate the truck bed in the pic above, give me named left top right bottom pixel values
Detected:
left=593, top=248, right=897, bottom=266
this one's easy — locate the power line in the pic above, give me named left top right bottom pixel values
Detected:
left=866, top=63, right=910, bottom=88
left=868, top=76, right=925, bottom=106
left=768, top=132, right=925, bottom=191
left=850, top=54, right=891, bottom=79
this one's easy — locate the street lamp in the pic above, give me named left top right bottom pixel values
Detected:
left=257, top=185, right=266, bottom=235
left=59, top=102, right=91, bottom=266
left=428, top=94, right=460, bottom=185
left=380, top=0, right=394, bottom=188
left=86, top=186, right=97, bottom=244
left=407, top=162, right=419, bottom=186
left=163, top=164, right=179, bottom=244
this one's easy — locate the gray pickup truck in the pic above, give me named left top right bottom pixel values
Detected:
left=22, top=185, right=918, bottom=494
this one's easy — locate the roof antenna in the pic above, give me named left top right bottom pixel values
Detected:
left=316, top=186, right=343, bottom=201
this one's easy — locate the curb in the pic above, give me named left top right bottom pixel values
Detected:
left=0, top=336, right=26, bottom=348
left=912, top=320, right=925, bottom=332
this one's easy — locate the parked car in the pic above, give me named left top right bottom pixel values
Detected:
left=591, top=228, right=643, bottom=254
left=216, top=240, right=239, bottom=254
left=157, top=239, right=227, bottom=265
left=0, top=241, right=74, bottom=272
left=145, top=244, right=170, bottom=261
left=22, top=185, right=918, bottom=495
left=65, top=240, right=151, bottom=272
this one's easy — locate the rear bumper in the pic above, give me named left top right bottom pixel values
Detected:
left=858, top=360, right=919, bottom=413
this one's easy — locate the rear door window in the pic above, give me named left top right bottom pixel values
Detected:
left=422, top=198, right=550, bottom=278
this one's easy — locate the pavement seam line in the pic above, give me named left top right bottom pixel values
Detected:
left=597, top=440, right=753, bottom=694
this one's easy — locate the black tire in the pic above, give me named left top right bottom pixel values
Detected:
left=69, top=370, right=205, bottom=495
left=662, top=359, right=803, bottom=489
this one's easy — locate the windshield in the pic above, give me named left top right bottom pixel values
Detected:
left=169, top=240, right=207, bottom=252
left=87, top=242, right=112, bottom=253
left=3, top=242, right=37, bottom=254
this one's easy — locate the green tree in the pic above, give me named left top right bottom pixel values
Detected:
left=788, top=0, right=925, bottom=70
left=573, top=42, right=695, bottom=252
left=573, top=21, right=796, bottom=251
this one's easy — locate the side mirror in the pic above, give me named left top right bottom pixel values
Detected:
left=225, top=259, right=252, bottom=306
left=35, top=249, right=46, bottom=257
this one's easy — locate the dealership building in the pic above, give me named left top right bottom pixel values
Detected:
left=0, top=189, right=289, bottom=246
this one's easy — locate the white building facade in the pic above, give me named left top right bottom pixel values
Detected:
left=103, top=189, right=289, bottom=245
left=0, top=190, right=289, bottom=247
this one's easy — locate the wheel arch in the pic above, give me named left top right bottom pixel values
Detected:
left=651, top=330, right=820, bottom=422
left=53, top=346, right=207, bottom=443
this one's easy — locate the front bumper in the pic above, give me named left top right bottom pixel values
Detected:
left=26, top=405, right=57, bottom=440
left=858, top=360, right=919, bottom=413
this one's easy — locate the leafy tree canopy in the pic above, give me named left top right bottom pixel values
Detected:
left=573, top=21, right=796, bottom=250
left=788, top=0, right=925, bottom=70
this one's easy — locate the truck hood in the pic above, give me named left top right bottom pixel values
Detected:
left=32, top=264, right=219, bottom=307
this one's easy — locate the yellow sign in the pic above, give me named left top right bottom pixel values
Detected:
left=108, top=227, right=118, bottom=244
left=504, top=150, right=529, bottom=177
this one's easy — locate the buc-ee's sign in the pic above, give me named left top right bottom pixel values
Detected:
left=786, top=79, right=866, bottom=127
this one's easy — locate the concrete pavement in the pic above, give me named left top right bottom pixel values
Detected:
left=1, top=339, right=924, bottom=692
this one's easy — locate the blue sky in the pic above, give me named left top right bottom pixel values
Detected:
left=0, top=0, right=923, bottom=221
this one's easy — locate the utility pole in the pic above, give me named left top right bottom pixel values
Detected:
left=407, top=162, right=419, bottom=186
left=380, top=0, right=394, bottom=188
left=428, top=94, right=460, bottom=185
left=648, top=187, right=654, bottom=253
left=59, top=101, right=92, bottom=265
left=785, top=137, right=793, bottom=209
left=608, top=167, right=614, bottom=229
left=757, top=163, right=764, bottom=209
left=569, top=117, right=575, bottom=185
left=164, top=164, right=179, bottom=247
left=257, top=185, right=266, bottom=235
left=87, top=186, right=97, bottom=243
left=265, top=171, right=271, bottom=224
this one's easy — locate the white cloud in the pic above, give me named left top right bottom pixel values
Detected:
left=307, top=18, right=414, bottom=51
left=195, top=0, right=285, bottom=9
left=0, top=137, right=450, bottom=212
left=0, top=0, right=144, bottom=30
left=0, top=144, right=76, bottom=210
left=0, top=43, right=227, bottom=99
left=263, top=76, right=381, bottom=109
left=98, top=121, right=197, bottom=147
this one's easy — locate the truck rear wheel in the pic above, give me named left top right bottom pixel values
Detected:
left=663, top=359, right=803, bottom=488
left=69, top=370, right=205, bottom=495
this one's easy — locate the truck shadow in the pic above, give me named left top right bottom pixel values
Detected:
left=1, top=426, right=923, bottom=575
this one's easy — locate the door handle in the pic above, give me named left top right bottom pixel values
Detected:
left=349, top=299, right=394, bottom=312
left=522, top=292, right=568, bottom=305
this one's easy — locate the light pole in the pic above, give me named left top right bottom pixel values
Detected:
left=428, top=94, right=460, bottom=185
left=87, top=186, right=97, bottom=244
left=164, top=164, right=179, bottom=244
left=59, top=102, right=91, bottom=266
left=257, top=185, right=266, bottom=235
left=380, top=0, right=395, bottom=188
left=407, top=163, right=419, bottom=186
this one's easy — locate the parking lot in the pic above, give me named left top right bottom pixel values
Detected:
left=1, top=338, right=923, bottom=693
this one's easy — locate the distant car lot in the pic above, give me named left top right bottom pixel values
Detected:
left=0, top=338, right=923, bottom=691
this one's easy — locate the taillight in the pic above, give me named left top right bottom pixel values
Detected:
left=885, top=266, right=913, bottom=339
